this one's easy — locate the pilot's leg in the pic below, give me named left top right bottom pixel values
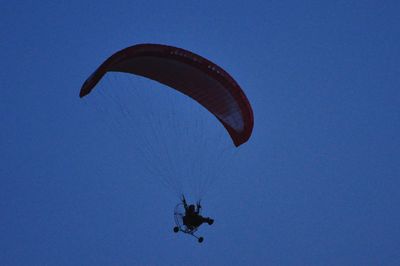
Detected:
left=205, top=217, right=214, bottom=225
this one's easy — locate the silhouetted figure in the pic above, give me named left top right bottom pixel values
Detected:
left=182, top=196, right=214, bottom=230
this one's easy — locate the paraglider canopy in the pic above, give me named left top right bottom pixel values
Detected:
left=80, top=43, right=253, bottom=146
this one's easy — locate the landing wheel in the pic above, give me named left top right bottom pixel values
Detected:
left=173, top=226, right=179, bottom=233
left=198, top=237, right=204, bottom=243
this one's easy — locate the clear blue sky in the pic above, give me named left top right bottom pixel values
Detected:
left=1, top=1, right=399, bottom=265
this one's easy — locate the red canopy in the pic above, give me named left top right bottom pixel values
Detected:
left=80, top=44, right=253, bottom=146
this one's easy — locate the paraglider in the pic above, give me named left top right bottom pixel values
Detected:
left=173, top=195, right=214, bottom=243
left=80, top=43, right=253, bottom=242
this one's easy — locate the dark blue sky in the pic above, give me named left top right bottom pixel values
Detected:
left=1, top=1, right=399, bottom=265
